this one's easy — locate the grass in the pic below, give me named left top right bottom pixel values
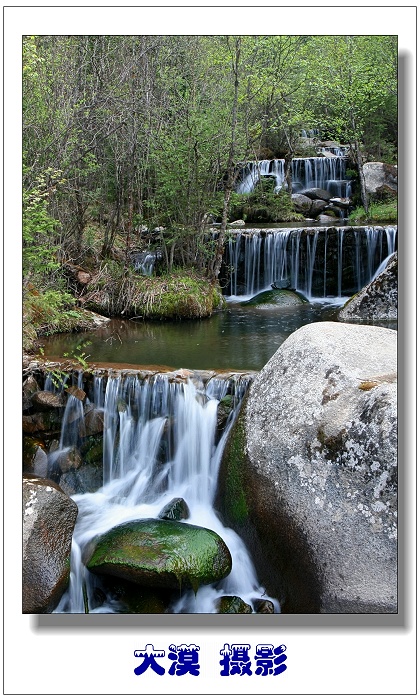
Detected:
left=23, top=286, right=99, bottom=353
left=348, top=199, right=397, bottom=224
left=83, top=265, right=224, bottom=321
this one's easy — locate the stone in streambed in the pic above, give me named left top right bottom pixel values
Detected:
left=242, top=289, right=308, bottom=308
left=158, top=497, right=190, bottom=521
left=338, top=252, right=397, bottom=321
left=215, top=595, right=252, bottom=613
left=252, top=598, right=275, bottom=613
left=23, top=475, right=78, bottom=613
left=31, top=390, right=66, bottom=410
left=85, top=518, right=232, bottom=592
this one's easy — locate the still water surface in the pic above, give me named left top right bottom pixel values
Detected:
left=42, top=301, right=351, bottom=371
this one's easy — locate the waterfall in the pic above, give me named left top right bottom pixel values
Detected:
left=54, top=371, right=278, bottom=614
left=224, top=225, right=397, bottom=301
left=236, top=156, right=350, bottom=195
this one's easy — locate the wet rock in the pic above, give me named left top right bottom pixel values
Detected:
left=23, top=437, right=48, bottom=477
left=31, top=390, right=66, bottom=410
left=291, top=193, right=312, bottom=214
left=50, top=446, right=82, bottom=473
left=100, top=579, right=171, bottom=614
left=80, top=434, right=104, bottom=465
left=85, top=518, right=232, bottom=592
left=317, top=213, right=340, bottom=223
left=330, top=197, right=351, bottom=209
left=338, top=252, right=397, bottom=321
left=243, top=289, right=307, bottom=308
left=217, top=395, right=234, bottom=434
left=217, top=322, right=397, bottom=613
left=59, top=464, right=103, bottom=496
left=309, top=199, right=328, bottom=217
left=23, top=411, right=62, bottom=435
left=271, top=277, right=291, bottom=290
left=252, top=598, right=275, bottom=614
left=300, top=187, right=332, bottom=201
left=66, top=385, right=86, bottom=402
left=215, top=595, right=252, bottom=613
left=158, top=497, right=190, bottom=521
left=83, top=405, right=105, bottom=436
left=23, top=376, right=41, bottom=410
left=23, top=475, right=78, bottom=613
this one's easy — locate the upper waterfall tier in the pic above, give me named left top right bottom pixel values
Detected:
left=223, top=225, right=397, bottom=300
left=236, top=156, right=351, bottom=197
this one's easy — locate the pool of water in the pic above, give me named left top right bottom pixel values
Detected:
left=40, top=299, right=356, bottom=372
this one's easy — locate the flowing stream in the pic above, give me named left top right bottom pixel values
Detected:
left=47, top=222, right=396, bottom=614
left=54, top=371, right=279, bottom=613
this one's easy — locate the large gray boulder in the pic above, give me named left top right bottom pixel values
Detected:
left=217, top=321, right=397, bottom=613
left=363, top=162, right=397, bottom=197
left=23, top=475, right=78, bottom=613
left=291, top=193, right=313, bottom=214
left=339, top=252, right=397, bottom=321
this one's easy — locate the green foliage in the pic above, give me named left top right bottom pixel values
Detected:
left=23, top=168, right=65, bottom=280
left=63, top=340, right=92, bottom=369
left=348, top=199, right=397, bottom=224
left=231, top=179, right=302, bottom=223
left=22, top=34, right=397, bottom=337
left=23, top=286, right=94, bottom=352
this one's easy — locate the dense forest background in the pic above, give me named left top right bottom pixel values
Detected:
left=23, top=35, right=397, bottom=349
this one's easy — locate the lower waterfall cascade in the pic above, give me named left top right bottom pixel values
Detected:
left=52, top=370, right=279, bottom=614
left=224, top=225, right=397, bottom=300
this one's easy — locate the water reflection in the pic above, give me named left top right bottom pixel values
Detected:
left=41, top=302, right=352, bottom=371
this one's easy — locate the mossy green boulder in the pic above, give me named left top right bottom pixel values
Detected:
left=84, top=518, right=232, bottom=592
left=242, top=289, right=307, bottom=308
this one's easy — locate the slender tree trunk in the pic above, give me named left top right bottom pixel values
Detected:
left=209, top=37, right=241, bottom=283
left=353, top=139, right=369, bottom=214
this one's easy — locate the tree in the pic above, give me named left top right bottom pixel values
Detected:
left=303, top=35, right=397, bottom=211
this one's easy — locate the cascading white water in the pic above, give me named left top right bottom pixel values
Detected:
left=236, top=159, right=285, bottom=194
left=225, top=225, right=397, bottom=301
left=236, top=156, right=350, bottom=195
left=54, top=372, right=279, bottom=614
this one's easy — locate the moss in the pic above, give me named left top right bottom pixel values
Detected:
left=222, top=416, right=249, bottom=524
left=85, top=518, right=232, bottom=590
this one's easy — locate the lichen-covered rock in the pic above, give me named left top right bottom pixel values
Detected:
left=363, top=162, right=397, bottom=197
left=84, top=518, right=232, bottom=592
left=338, top=252, right=397, bottom=321
left=23, top=475, right=78, bottom=613
left=217, top=321, right=397, bottom=613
